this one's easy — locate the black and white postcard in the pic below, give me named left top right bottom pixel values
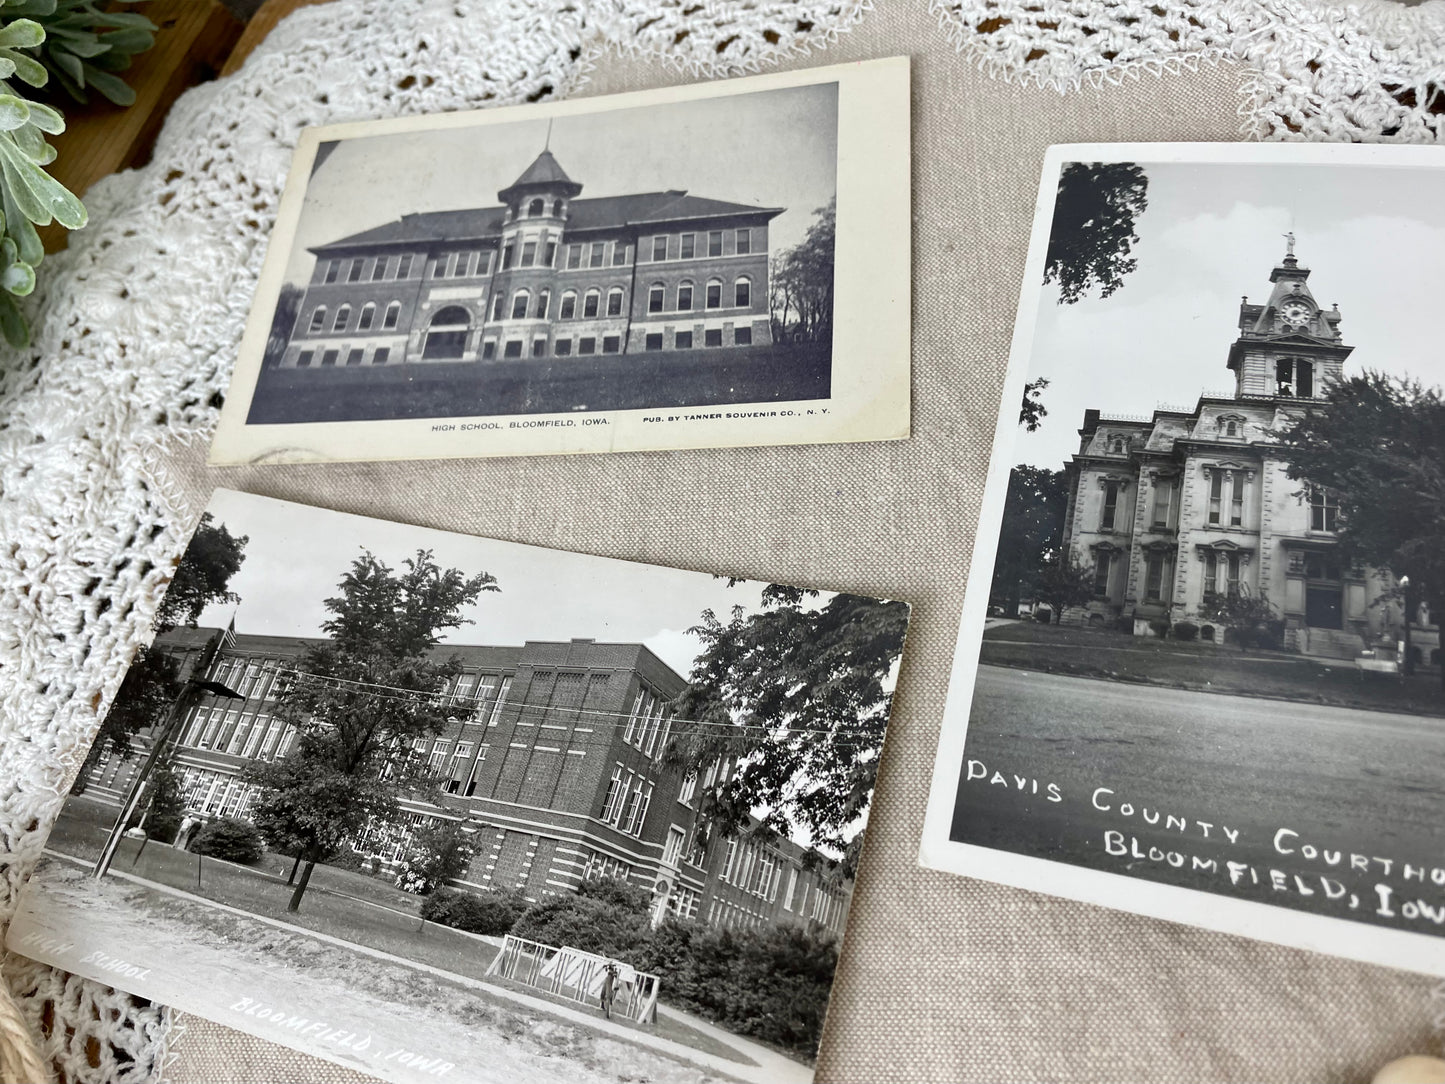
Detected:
left=8, top=489, right=910, bottom=1083
left=208, top=58, right=910, bottom=465
left=920, top=143, right=1445, bottom=976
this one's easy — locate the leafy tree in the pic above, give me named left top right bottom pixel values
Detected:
left=1020, top=378, right=1049, bottom=432
left=73, top=513, right=247, bottom=791
left=397, top=819, right=475, bottom=895
left=1044, top=162, right=1149, bottom=304
left=129, top=749, right=186, bottom=844
left=245, top=549, right=497, bottom=911
left=1276, top=372, right=1445, bottom=684
left=991, top=465, right=1068, bottom=614
left=769, top=198, right=834, bottom=344
left=662, top=586, right=909, bottom=877
left=262, top=283, right=305, bottom=368
left=192, top=816, right=266, bottom=864
left=1034, top=552, right=1095, bottom=624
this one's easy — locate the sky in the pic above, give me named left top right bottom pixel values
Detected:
left=280, top=82, right=839, bottom=287
left=194, top=490, right=793, bottom=677
left=1016, top=161, right=1445, bottom=470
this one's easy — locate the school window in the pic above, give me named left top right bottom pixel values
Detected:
left=704, top=328, right=722, bottom=347
left=652, top=236, right=668, bottom=261
left=707, top=231, right=722, bottom=257
left=735, top=228, right=751, bottom=254
left=296, top=350, right=314, bottom=367
left=677, top=283, right=693, bottom=311
left=521, top=241, right=536, bottom=267
left=396, top=254, right=412, bottom=278
left=332, top=305, right=351, bottom=332
left=371, top=257, right=388, bottom=281
left=1310, top=487, right=1339, bottom=532
left=527, top=197, right=544, bottom=217
left=554, top=338, right=572, bottom=356
left=606, top=288, right=624, bottom=317
left=531, top=338, right=547, bottom=358
left=612, top=243, right=627, bottom=266
left=579, top=337, right=596, bottom=355
left=1093, top=552, right=1112, bottom=597
left=734, top=326, right=752, bottom=346
left=491, top=293, right=506, bottom=321
left=645, top=333, right=663, bottom=351
left=348, top=258, right=364, bottom=282
left=501, top=243, right=514, bottom=270
left=675, top=330, right=693, bottom=349
left=559, top=292, right=576, bottom=319
left=680, top=233, right=695, bottom=259
left=481, top=340, right=496, bottom=360
left=382, top=301, right=401, bottom=329
left=602, top=334, right=621, bottom=354
left=705, top=281, right=721, bottom=309
left=535, top=289, right=550, bottom=320
left=583, top=290, right=599, bottom=318
left=601, top=766, right=625, bottom=821
left=372, top=347, right=390, bottom=365
left=567, top=244, right=582, bottom=269
left=511, top=292, right=529, bottom=319
left=590, top=242, right=605, bottom=268
left=357, top=303, right=375, bottom=330
left=678, top=771, right=697, bottom=805
left=662, top=826, right=685, bottom=867
left=324, top=260, right=339, bottom=284
left=783, top=868, right=798, bottom=910
left=463, top=745, right=488, bottom=797
left=321, top=349, right=339, bottom=366
left=504, top=340, right=523, bottom=359
left=345, top=348, right=364, bottom=366
left=734, top=278, right=750, bottom=307
left=649, top=285, right=664, bottom=314
left=1100, top=481, right=1120, bottom=530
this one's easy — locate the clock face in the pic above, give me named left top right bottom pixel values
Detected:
left=1279, top=300, right=1312, bottom=328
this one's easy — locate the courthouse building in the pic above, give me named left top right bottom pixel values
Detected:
left=1062, top=240, right=1440, bottom=664
left=87, top=626, right=851, bottom=936
left=275, top=148, right=781, bottom=368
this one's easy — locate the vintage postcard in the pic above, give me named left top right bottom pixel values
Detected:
left=920, top=143, right=1445, bottom=975
left=9, top=489, right=910, bottom=1084
left=208, top=58, right=910, bottom=465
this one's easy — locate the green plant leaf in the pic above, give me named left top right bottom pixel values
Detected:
left=0, top=58, right=13, bottom=79
left=81, top=64, right=130, bottom=105
left=13, top=124, right=54, bottom=165
left=53, top=36, right=108, bottom=58
left=2, top=255, right=34, bottom=295
left=2, top=47, right=47, bottom=85
left=98, top=26, right=151, bottom=53
left=23, top=97, right=60, bottom=133
left=0, top=288, right=30, bottom=346
left=0, top=133, right=85, bottom=227
left=3, top=180, right=42, bottom=264
left=51, top=46, right=81, bottom=83
left=4, top=0, right=59, bottom=17
left=0, top=93, right=30, bottom=130
left=0, top=19, right=45, bottom=49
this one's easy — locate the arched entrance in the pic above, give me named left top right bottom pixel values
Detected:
left=423, top=305, right=471, bottom=359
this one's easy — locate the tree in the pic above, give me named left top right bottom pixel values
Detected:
left=1044, top=162, right=1149, bottom=304
left=991, top=465, right=1068, bottom=614
left=769, top=199, right=834, bottom=345
left=397, top=819, right=475, bottom=895
left=74, top=513, right=247, bottom=791
left=245, top=549, right=497, bottom=911
left=262, top=283, right=304, bottom=368
left=130, top=750, right=186, bottom=844
left=1034, top=552, right=1095, bottom=624
left=1276, top=372, right=1445, bottom=685
left=1198, top=591, right=1283, bottom=652
left=662, top=586, right=909, bottom=877
left=1020, top=378, right=1049, bottom=432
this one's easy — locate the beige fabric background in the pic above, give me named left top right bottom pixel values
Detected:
left=163, top=4, right=1441, bottom=1081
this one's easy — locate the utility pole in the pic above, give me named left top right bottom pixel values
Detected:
left=1400, top=575, right=1415, bottom=677
left=93, top=630, right=243, bottom=879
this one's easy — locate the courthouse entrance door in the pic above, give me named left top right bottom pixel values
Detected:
left=1304, top=553, right=1344, bottom=629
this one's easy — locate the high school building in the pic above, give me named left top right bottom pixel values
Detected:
left=275, top=148, right=782, bottom=369
left=87, top=626, right=851, bottom=936
left=1063, top=239, right=1440, bottom=664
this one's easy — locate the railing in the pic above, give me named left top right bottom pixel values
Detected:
left=486, top=934, right=660, bottom=1024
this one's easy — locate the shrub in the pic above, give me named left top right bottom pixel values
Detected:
left=1032, top=606, right=1053, bottom=623
left=397, top=820, right=475, bottom=895
left=511, top=893, right=650, bottom=959
left=1148, top=616, right=1171, bottom=638
left=327, top=848, right=367, bottom=873
left=1172, top=620, right=1199, bottom=642
left=191, top=817, right=266, bottom=864
left=575, top=874, right=651, bottom=911
left=421, top=886, right=528, bottom=936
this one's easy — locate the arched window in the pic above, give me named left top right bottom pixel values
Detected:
left=382, top=301, right=401, bottom=330
left=734, top=276, right=751, bottom=308
left=559, top=291, right=577, bottom=320
left=705, top=279, right=722, bottom=309
left=677, top=281, right=693, bottom=312
left=511, top=289, right=530, bottom=320
left=648, top=283, right=665, bottom=314
left=332, top=304, right=351, bottom=332
left=491, top=292, right=505, bottom=322
left=535, top=289, right=551, bottom=320
left=583, top=288, right=600, bottom=318
left=1109, top=437, right=1125, bottom=454
left=1225, top=420, right=1238, bottom=437
left=357, top=302, right=376, bottom=331
left=423, top=306, right=470, bottom=360
left=552, top=198, right=564, bottom=217
left=606, top=287, right=624, bottom=317
left=528, top=197, right=544, bottom=217
left=308, top=305, right=327, bottom=332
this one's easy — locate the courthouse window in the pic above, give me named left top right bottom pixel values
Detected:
left=1151, top=479, right=1175, bottom=528
left=1145, top=552, right=1168, bottom=602
left=1310, top=488, right=1339, bottom=532
left=1093, top=553, right=1112, bottom=597
left=1100, top=480, right=1120, bottom=530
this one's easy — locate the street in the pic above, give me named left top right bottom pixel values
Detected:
left=951, top=666, right=1445, bottom=934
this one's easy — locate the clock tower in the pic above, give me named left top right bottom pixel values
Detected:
left=1224, top=236, right=1353, bottom=400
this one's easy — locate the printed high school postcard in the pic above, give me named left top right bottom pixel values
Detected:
left=208, top=57, right=910, bottom=465
left=920, top=142, right=1445, bottom=976
left=10, top=489, right=910, bottom=1084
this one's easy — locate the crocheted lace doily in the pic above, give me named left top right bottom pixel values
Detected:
left=0, top=0, right=1441, bottom=1080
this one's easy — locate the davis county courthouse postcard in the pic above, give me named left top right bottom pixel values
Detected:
left=209, top=58, right=910, bottom=465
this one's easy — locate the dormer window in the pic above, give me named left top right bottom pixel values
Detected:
left=1225, top=421, right=1237, bottom=437
left=1216, top=413, right=1247, bottom=440
left=1109, top=436, right=1127, bottom=455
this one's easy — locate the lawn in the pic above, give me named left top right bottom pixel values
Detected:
left=980, top=620, right=1444, bottom=717
left=47, top=798, right=748, bottom=1063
